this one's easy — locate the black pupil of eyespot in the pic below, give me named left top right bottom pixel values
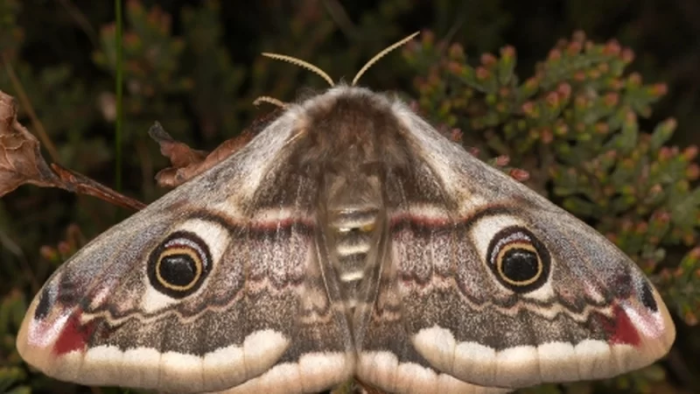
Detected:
left=159, top=254, right=198, bottom=286
left=502, top=248, right=539, bottom=282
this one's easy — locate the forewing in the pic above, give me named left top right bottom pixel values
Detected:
left=17, top=111, right=354, bottom=394
left=356, top=104, right=675, bottom=390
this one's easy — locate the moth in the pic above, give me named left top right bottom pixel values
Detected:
left=17, top=33, right=675, bottom=394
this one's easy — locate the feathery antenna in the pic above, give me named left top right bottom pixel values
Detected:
left=261, top=31, right=420, bottom=89
left=352, top=31, right=420, bottom=86
left=261, top=53, right=335, bottom=87
left=253, top=96, right=287, bottom=108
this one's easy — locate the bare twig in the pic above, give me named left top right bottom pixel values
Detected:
left=50, top=163, right=146, bottom=210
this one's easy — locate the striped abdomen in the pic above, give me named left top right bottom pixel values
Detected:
left=328, top=206, right=381, bottom=308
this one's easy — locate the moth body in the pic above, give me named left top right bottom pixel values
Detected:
left=16, top=86, right=675, bottom=394
left=328, top=204, right=380, bottom=305
left=298, top=89, right=407, bottom=314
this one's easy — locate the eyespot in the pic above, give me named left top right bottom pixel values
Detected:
left=147, top=231, right=212, bottom=298
left=486, top=226, right=550, bottom=293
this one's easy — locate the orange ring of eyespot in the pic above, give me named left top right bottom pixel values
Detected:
left=495, top=242, right=543, bottom=286
left=155, top=247, right=203, bottom=291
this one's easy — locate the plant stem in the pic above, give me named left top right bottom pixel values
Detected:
left=114, top=0, right=124, bottom=192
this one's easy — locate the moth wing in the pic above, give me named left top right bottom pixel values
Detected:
left=355, top=104, right=675, bottom=390
left=17, top=112, right=354, bottom=393
left=337, top=201, right=509, bottom=394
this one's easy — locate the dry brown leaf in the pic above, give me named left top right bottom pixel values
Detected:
left=0, top=91, right=61, bottom=195
left=149, top=109, right=281, bottom=188
left=0, top=90, right=145, bottom=211
left=149, top=121, right=208, bottom=169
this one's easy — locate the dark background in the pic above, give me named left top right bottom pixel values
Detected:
left=1, top=1, right=698, bottom=393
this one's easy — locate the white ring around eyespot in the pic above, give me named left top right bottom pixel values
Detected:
left=141, top=218, right=231, bottom=312
left=468, top=214, right=555, bottom=300
left=468, top=214, right=527, bottom=263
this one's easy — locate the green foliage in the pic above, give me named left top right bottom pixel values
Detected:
left=0, top=290, right=28, bottom=394
left=1, top=1, right=698, bottom=394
